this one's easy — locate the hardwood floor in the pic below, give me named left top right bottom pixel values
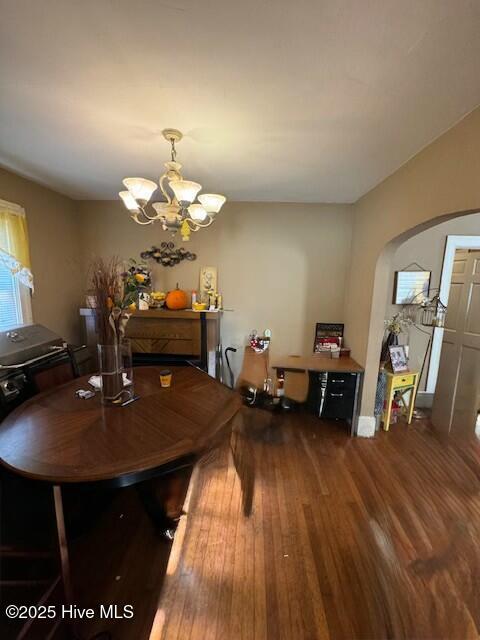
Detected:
left=7, top=409, right=477, bottom=639
left=69, top=469, right=191, bottom=639
left=151, top=409, right=480, bottom=640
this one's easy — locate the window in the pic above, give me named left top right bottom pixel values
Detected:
left=0, top=199, right=33, bottom=331
left=0, top=261, right=24, bottom=330
left=0, top=262, right=31, bottom=331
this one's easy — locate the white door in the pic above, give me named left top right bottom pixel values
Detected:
left=432, top=250, right=480, bottom=435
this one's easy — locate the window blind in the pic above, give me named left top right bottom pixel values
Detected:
left=0, top=258, right=22, bottom=331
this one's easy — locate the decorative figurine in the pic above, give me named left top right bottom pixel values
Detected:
left=249, top=329, right=271, bottom=353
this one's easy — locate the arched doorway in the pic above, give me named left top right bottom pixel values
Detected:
left=360, top=209, right=480, bottom=435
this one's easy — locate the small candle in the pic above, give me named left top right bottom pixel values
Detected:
left=159, top=369, right=172, bottom=388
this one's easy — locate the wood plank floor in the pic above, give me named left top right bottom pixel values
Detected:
left=68, top=470, right=191, bottom=640
left=150, top=409, right=480, bottom=640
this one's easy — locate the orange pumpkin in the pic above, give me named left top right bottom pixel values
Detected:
left=165, top=284, right=188, bottom=310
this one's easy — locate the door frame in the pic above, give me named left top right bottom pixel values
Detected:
left=426, top=235, right=480, bottom=393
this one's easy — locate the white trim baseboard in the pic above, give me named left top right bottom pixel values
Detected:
left=357, top=416, right=376, bottom=437
left=416, top=391, right=433, bottom=408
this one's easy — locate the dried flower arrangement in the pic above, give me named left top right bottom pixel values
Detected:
left=380, top=311, right=413, bottom=364
left=88, top=257, right=137, bottom=345
left=384, top=312, right=413, bottom=335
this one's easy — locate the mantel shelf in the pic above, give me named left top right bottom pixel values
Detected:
left=79, top=307, right=222, bottom=319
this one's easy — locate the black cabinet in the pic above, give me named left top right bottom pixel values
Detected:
left=307, top=371, right=361, bottom=430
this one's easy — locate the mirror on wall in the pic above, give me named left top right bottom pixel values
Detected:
left=393, top=270, right=431, bottom=304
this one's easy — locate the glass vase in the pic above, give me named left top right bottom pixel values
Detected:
left=97, top=339, right=134, bottom=406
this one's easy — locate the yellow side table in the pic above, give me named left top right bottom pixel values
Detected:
left=382, top=370, right=420, bottom=431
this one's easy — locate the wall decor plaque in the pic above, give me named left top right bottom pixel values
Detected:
left=140, top=243, right=196, bottom=267
left=199, top=266, right=217, bottom=304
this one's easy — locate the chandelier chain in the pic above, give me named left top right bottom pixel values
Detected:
left=170, top=138, right=177, bottom=162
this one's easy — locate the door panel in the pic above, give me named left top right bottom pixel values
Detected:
left=452, top=258, right=467, bottom=274
left=431, top=341, right=458, bottom=432
left=432, top=250, right=480, bottom=435
left=451, top=345, right=480, bottom=434
left=444, top=282, right=462, bottom=330
left=466, top=283, right=480, bottom=334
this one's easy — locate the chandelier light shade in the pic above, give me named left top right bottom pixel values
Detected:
left=122, top=177, right=157, bottom=203
left=118, top=128, right=226, bottom=240
left=169, top=179, right=202, bottom=205
left=198, top=193, right=226, bottom=214
left=119, top=190, right=140, bottom=212
left=188, top=204, right=208, bottom=221
left=151, top=202, right=169, bottom=216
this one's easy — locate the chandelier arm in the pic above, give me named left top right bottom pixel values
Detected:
left=137, top=203, right=163, bottom=221
left=183, top=218, right=199, bottom=231
left=188, top=216, right=215, bottom=230
left=159, top=172, right=173, bottom=205
left=131, top=213, right=153, bottom=225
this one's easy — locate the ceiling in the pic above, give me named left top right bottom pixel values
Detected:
left=1, top=0, right=480, bottom=203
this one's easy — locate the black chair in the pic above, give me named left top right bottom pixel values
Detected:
left=0, top=347, right=88, bottom=638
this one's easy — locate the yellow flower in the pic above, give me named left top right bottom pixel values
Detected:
left=135, top=273, right=146, bottom=284
left=128, top=302, right=137, bottom=311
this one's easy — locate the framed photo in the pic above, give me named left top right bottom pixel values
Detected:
left=393, top=270, right=431, bottom=304
left=199, top=266, right=217, bottom=304
left=313, top=323, right=344, bottom=353
left=388, top=345, right=408, bottom=373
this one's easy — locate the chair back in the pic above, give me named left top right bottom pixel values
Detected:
left=236, top=346, right=269, bottom=390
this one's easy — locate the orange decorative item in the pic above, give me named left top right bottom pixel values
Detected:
left=165, top=284, right=188, bottom=310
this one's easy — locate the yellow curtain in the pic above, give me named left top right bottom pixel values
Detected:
left=0, top=199, right=33, bottom=289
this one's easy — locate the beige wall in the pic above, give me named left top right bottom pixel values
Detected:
left=344, top=106, right=480, bottom=426
left=4, top=100, right=480, bottom=433
left=0, top=167, right=355, bottom=380
left=0, top=167, right=83, bottom=343
left=388, top=214, right=480, bottom=392
left=77, top=201, right=354, bottom=377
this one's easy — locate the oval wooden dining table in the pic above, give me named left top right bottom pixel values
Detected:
left=0, top=365, right=241, bottom=636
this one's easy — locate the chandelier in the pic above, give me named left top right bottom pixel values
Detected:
left=118, top=129, right=226, bottom=241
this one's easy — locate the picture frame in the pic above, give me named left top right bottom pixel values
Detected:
left=388, top=345, right=409, bottom=373
left=313, top=323, right=344, bottom=353
left=393, top=270, right=431, bottom=304
left=199, top=266, right=217, bottom=304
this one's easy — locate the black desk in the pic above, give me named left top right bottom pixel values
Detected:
left=272, top=355, right=364, bottom=435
